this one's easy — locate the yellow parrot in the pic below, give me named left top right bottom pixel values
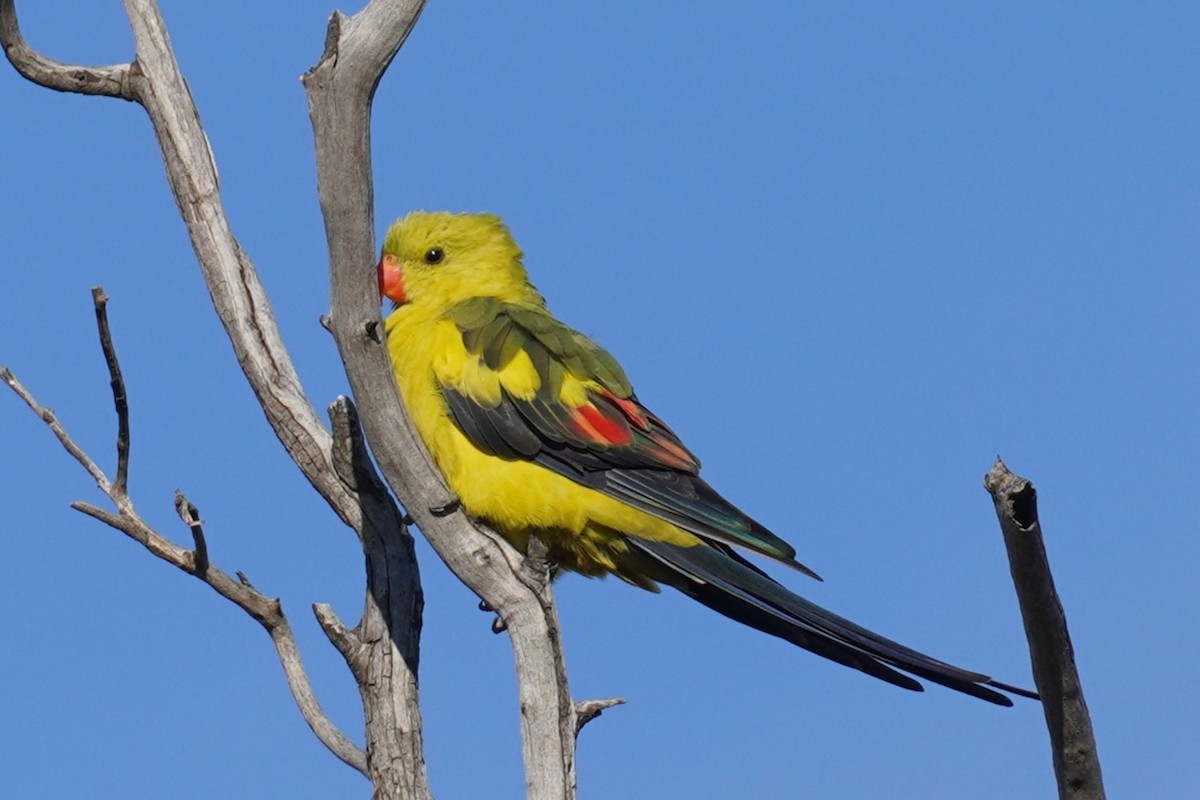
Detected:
left=378, top=210, right=1032, bottom=706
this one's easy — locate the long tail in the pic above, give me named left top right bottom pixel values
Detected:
left=627, top=538, right=1036, bottom=706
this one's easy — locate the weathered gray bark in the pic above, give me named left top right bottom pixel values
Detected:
left=985, top=459, right=1106, bottom=800
left=2, top=1, right=429, bottom=797
left=1, top=293, right=368, bottom=776
left=302, top=5, right=619, bottom=797
left=3, top=1, right=617, bottom=797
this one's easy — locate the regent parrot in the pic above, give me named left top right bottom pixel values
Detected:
left=378, top=210, right=1033, bottom=706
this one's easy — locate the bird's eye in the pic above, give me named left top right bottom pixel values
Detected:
left=423, top=247, right=445, bottom=265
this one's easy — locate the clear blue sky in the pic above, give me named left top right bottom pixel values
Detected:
left=2, top=2, right=1196, bottom=798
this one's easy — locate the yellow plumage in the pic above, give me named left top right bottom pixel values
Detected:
left=381, top=212, right=696, bottom=583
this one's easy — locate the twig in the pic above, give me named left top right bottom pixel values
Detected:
left=984, top=458, right=1106, bottom=800
left=573, top=698, right=625, bottom=736
left=1, top=366, right=112, bottom=493
left=92, top=288, right=130, bottom=496
left=175, top=489, right=208, bottom=577
left=314, top=602, right=365, bottom=670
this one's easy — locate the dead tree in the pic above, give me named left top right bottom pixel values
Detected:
left=2, top=4, right=1104, bottom=799
left=1, top=2, right=616, bottom=798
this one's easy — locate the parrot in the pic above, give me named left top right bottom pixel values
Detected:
left=377, top=210, right=1034, bottom=706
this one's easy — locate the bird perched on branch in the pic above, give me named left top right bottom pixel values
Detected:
left=378, top=210, right=1033, bottom=706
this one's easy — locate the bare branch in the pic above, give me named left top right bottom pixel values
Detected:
left=2, top=366, right=113, bottom=494
left=71, top=501, right=133, bottom=533
left=314, top=602, right=365, bottom=671
left=8, top=356, right=369, bottom=776
left=89, top=9, right=430, bottom=787
left=91, top=288, right=131, bottom=497
left=0, top=0, right=133, bottom=98
left=4, top=1, right=429, bottom=791
left=984, top=459, right=1106, bottom=800
left=3, top=0, right=387, bottom=530
left=269, top=617, right=369, bottom=776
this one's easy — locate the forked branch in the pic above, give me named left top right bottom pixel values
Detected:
left=4, top=0, right=622, bottom=796
left=303, top=2, right=623, bottom=795
left=1, top=290, right=367, bottom=776
left=2, top=3, right=428, bottom=796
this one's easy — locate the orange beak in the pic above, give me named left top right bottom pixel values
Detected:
left=378, top=254, right=407, bottom=304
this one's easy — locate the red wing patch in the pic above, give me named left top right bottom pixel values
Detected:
left=601, top=390, right=650, bottom=430
left=572, top=402, right=633, bottom=445
left=603, top=391, right=697, bottom=471
left=647, top=436, right=698, bottom=471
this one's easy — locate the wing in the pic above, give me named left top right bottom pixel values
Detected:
left=439, top=297, right=815, bottom=574
left=438, top=298, right=1036, bottom=705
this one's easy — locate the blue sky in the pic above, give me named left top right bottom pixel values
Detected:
left=2, top=2, right=1196, bottom=797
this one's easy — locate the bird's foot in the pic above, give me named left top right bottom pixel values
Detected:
left=478, top=600, right=507, bottom=633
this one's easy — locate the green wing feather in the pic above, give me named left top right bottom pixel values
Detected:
left=443, top=299, right=809, bottom=571
left=438, top=298, right=1035, bottom=705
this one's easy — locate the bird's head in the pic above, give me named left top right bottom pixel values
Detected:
left=378, top=211, right=540, bottom=309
